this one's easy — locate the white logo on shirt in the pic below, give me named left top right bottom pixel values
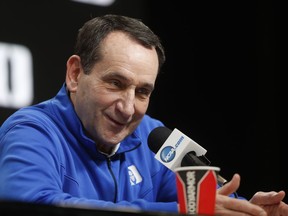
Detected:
left=128, top=165, right=142, bottom=185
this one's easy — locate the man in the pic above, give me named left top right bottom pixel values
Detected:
left=0, top=14, right=287, bottom=215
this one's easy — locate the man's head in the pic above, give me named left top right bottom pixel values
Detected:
left=74, top=14, right=165, bottom=75
left=65, top=14, right=165, bottom=154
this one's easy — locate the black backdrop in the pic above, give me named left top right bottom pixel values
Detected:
left=1, top=0, right=286, bottom=203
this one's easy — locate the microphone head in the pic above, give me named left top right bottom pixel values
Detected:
left=147, top=126, right=172, bottom=153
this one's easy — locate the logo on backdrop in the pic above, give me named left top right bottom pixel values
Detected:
left=0, top=42, right=33, bottom=108
left=71, top=0, right=115, bottom=6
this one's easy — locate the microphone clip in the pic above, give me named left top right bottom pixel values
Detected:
left=181, top=151, right=211, bottom=167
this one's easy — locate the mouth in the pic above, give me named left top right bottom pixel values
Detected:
left=105, top=114, right=126, bottom=127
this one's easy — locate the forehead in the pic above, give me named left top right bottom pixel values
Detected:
left=98, top=31, right=159, bottom=82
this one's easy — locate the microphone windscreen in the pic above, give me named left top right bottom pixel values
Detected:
left=147, top=126, right=172, bottom=153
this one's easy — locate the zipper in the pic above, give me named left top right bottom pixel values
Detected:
left=107, top=156, right=118, bottom=203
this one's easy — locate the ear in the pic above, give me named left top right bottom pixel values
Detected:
left=66, top=55, right=82, bottom=93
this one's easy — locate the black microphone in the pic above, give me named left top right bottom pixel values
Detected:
left=148, top=126, right=227, bottom=186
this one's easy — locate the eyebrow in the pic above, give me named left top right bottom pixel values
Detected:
left=104, top=72, right=155, bottom=91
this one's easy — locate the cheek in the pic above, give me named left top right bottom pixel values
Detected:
left=79, top=83, right=108, bottom=106
left=135, top=100, right=149, bottom=116
left=75, top=86, right=100, bottom=114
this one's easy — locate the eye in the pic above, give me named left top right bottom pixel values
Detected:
left=136, top=88, right=152, bottom=98
left=109, top=79, right=122, bottom=88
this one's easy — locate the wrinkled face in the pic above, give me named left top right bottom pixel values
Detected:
left=66, top=31, right=159, bottom=153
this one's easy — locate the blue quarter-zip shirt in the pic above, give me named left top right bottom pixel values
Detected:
left=0, top=84, right=178, bottom=213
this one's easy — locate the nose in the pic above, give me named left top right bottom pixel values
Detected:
left=116, top=90, right=135, bottom=119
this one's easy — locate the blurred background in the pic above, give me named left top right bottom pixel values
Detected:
left=1, top=0, right=286, bottom=202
